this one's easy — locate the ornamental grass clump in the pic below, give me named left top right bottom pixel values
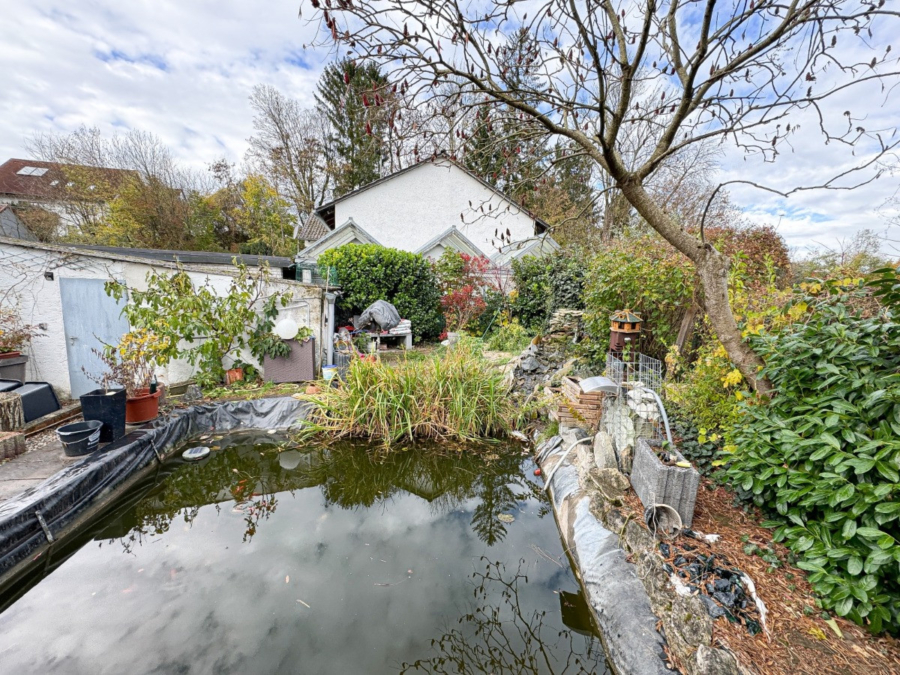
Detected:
left=301, top=340, right=521, bottom=446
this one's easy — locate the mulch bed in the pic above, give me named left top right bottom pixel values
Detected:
left=624, top=479, right=900, bottom=674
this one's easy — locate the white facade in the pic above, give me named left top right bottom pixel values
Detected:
left=331, top=160, right=540, bottom=257
left=1, top=238, right=324, bottom=400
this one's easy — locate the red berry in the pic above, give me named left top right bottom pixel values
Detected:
left=534, top=468, right=542, bottom=476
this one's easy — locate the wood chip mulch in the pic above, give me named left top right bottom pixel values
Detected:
left=624, top=479, right=900, bottom=674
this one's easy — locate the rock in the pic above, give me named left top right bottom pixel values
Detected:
left=589, top=467, right=630, bottom=502
left=520, top=356, right=541, bottom=372
left=619, top=443, right=635, bottom=474
left=699, top=595, right=727, bottom=619
left=694, top=644, right=741, bottom=675
left=183, top=384, right=203, bottom=402
left=549, top=358, right=578, bottom=387
left=592, top=431, right=617, bottom=470
left=561, top=427, right=590, bottom=449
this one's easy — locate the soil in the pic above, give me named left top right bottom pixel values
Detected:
left=622, top=480, right=900, bottom=674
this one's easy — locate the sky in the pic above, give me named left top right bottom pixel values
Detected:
left=1, top=0, right=897, bottom=257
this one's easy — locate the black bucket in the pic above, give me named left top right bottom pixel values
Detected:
left=56, top=421, right=103, bottom=457
left=79, top=388, right=126, bottom=443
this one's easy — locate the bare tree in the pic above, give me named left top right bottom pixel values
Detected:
left=302, top=0, right=900, bottom=392
left=246, top=84, right=333, bottom=215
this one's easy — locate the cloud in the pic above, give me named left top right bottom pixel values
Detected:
left=0, top=0, right=328, bottom=172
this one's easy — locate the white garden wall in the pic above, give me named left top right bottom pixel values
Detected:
left=1, top=238, right=323, bottom=400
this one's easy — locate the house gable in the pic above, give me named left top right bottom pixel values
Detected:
left=491, top=235, right=561, bottom=266
left=314, top=158, right=545, bottom=257
left=415, top=226, right=484, bottom=260
left=297, top=218, right=381, bottom=261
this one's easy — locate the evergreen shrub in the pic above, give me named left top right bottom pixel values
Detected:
left=319, top=244, right=444, bottom=341
left=726, top=281, right=900, bottom=632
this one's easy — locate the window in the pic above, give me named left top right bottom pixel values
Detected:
left=15, top=166, right=49, bottom=177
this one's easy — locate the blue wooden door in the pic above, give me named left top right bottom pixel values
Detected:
left=59, top=278, right=129, bottom=398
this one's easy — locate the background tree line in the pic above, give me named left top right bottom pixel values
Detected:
left=25, top=45, right=759, bottom=259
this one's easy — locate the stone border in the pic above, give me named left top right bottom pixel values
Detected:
left=542, top=428, right=743, bottom=675
left=540, top=429, right=672, bottom=675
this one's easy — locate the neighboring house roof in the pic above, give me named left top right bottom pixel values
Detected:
left=0, top=158, right=135, bottom=200
left=296, top=218, right=381, bottom=261
left=0, top=205, right=37, bottom=241
left=313, top=156, right=551, bottom=234
left=65, top=244, right=294, bottom=268
left=491, top=235, right=561, bottom=266
left=415, top=226, right=484, bottom=259
left=297, top=212, right=330, bottom=242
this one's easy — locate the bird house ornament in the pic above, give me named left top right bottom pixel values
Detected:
left=609, top=309, right=642, bottom=353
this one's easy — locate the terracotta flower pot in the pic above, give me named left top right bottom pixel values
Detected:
left=225, top=368, right=244, bottom=385
left=125, top=388, right=161, bottom=424
left=0, top=351, right=22, bottom=359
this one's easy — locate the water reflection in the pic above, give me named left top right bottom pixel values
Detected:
left=402, top=559, right=607, bottom=675
left=0, top=433, right=609, bottom=675
left=120, top=433, right=549, bottom=547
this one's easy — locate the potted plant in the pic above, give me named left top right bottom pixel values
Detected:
left=254, top=324, right=316, bottom=383
left=0, top=308, right=43, bottom=382
left=89, top=329, right=170, bottom=424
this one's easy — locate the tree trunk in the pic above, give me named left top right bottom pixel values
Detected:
left=618, top=179, right=772, bottom=394
left=0, top=393, right=25, bottom=431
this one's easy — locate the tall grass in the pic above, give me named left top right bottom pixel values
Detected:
left=300, top=340, right=524, bottom=447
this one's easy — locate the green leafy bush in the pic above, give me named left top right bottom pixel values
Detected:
left=511, top=251, right=585, bottom=331
left=486, top=319, right=532, bottom=353
left=725, top=282, right=900, bottom=632
left=106, top=263, right=290, bottom=388
left=669, top=409, right=725, bottom=477
left=319, top=244, right=444, bottom=341
left=582, top=235, right=693, bottom=362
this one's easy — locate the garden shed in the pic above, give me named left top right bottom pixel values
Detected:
left=0, top=236, right=328, bottom=399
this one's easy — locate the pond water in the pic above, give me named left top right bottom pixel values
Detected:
left=0, top=432, right=609, bottom=674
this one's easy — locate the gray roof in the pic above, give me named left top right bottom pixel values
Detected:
left=65, top=244, right=294, bottom=268
left=298, top=212, right=330, bottom=242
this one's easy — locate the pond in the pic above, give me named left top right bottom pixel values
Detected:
left=0, top=432, right=609, bottom=674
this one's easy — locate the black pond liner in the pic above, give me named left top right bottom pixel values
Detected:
left=0, top=396, right=308, bottom=585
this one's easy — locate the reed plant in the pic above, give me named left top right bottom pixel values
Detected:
left=300, top=339, right=525, bottom=447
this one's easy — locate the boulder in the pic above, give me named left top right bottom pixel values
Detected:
left=589, top=467, right=630, bottom=502
left=694, top=644, right=742, bottom=675
left=520, top=356, right=542, bottom=373
left=592, top=431, right=618, bottom=470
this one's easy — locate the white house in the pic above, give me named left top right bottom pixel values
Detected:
left=297, top=157, right=558, bottom=263
left=0, top=237, right=328, bottom=400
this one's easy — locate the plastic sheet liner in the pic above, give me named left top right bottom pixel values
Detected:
left=542, top=440, right=671, bottom=675
left=354, top=300, right=401, bottom=331
left=0, top=396, right=309, bottom=580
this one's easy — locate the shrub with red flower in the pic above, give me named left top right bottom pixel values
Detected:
left=434, top=251, right=493, bottom=332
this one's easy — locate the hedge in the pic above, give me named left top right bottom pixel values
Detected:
left=319, top=244, right=444, bottom=341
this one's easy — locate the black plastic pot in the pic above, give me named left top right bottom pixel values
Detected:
left=79, top=388, right=126, bottom=443
left=56, top=420, right=103, bottom=457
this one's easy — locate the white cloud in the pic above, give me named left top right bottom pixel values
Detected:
left=0, top=0, right=329, bottom=171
